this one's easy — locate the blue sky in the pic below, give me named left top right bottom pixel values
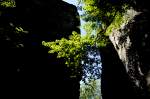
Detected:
left=63, top=1, right=101, bottom=97
left=63, top=0, right=78, bottom=6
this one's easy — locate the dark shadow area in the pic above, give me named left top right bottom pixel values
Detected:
left=100, top=43, right=139, bottom=99
left=0, top=0, right=81, bottom=98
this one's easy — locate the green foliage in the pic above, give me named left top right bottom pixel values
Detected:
left=78, top=0, right=133, bottom=47
left=43, top=31, right=81, bottom=67
left=0, top=0, right=16, bottom=8
left=15, top=26, right=28, bottom=34
left=105, top=7, right=137, bottom=36
left=42, top=31, right=81, bottom=77
left=80, top=0, right=118, bottom=24
left=42, top=16, right=107, bottom=78
left=42, top=0, right=134, bottom=79
left=42, top=0, right=134, bottom=73
left=82, top=21, right=108, bottom=47
left=41, top=0, right=133, bottom=79
left=80, top=0, right=101, bottom=22
left=42, top=30, right=98, bottom=77
left=80, top=79, right=101, bottom=99
left=105, top=12, right=124, bottom=36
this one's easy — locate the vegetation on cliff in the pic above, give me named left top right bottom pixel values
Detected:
left=42, top=0, right=133, bottom=77
left=1, top=0, right=149, bottom=98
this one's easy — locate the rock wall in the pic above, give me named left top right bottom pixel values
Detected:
left=101, top=1, right=150, bottom=99
left=0, top=0, right=80, bottom=98
left=110, top=7, right=150, bottom=97
left=100, top=43, right=138, bottom=99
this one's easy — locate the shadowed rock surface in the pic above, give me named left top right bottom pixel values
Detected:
left=100, top=0, right=150, bottom=99
left=0, top=0, right=80, bottom=98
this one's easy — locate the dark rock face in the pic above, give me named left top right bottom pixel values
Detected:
left=0, top=0, right=80, bottom=98
left=100, top=43, right=137, bottom=99
left=101, top=1, right=150, bottom=99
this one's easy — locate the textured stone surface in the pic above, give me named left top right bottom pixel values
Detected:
left=101, top=1, right=150, bottom=99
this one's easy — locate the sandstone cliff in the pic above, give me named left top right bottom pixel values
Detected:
left=0, top=0, right=80, bottom=98
left=101, top=0, right=150, bottom=98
